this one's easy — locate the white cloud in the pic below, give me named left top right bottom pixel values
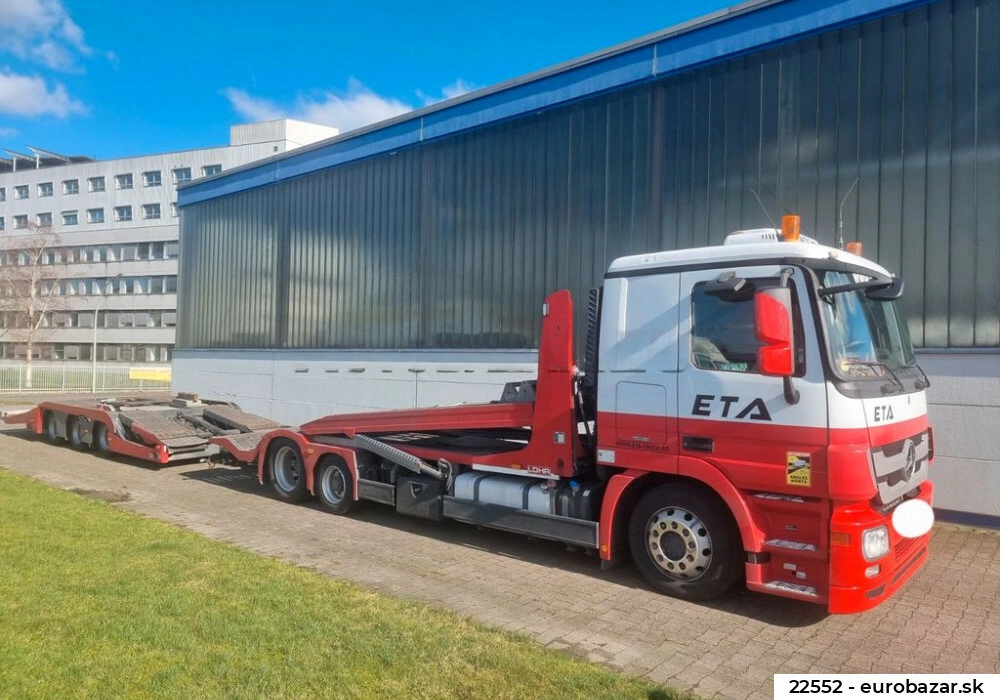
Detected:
left=0, top=0, right=92, bottom=70
left=221, top=88, right=284, bottom=123
left=440, top=79, right=476, bottom=101
left=417, top=79, right=477, bottom=106
left=0, top=70, right=86, bottom=118
left=0, top=126, right=19, bottom=138
left=225, top=77, right=475, bottom=134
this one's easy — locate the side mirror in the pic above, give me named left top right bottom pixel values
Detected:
left=754, top=288, right=795, bottom=377
left=866, top=276, right=904, bottom=301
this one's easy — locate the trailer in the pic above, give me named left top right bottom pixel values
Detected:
left=2, top=395, right=281, bottom=464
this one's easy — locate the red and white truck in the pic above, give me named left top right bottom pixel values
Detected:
left=5, top=217, right=934, bottom=613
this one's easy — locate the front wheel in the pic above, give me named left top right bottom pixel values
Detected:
left=267, top=438, right=309, bottom=503
left=316, top=459, right=354, bottom=515
left=628, top=483, right=743, bottom=601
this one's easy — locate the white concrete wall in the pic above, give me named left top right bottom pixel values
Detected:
left=172, top=349, right=538, bottom=427
left=916, top=351, right=1000, bottom=519
left=173, top=348, right=1000, bottom=518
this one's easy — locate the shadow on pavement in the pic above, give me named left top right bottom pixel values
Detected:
left=179, top=463, right=830, bottom=628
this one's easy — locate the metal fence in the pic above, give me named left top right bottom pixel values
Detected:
left=0, top=361, right=171, bottom=393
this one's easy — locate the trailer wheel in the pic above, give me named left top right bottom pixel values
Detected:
left=316, top=458, right=354, bottom=515
left=93, top=423, right=111, bottom=454
left=268, top=438, right=309, bottom=504
left=628, top=483, right=742, bottom=602
left=68, top=418, right=87, bottom=449
left=44, top=411, right=60, bottom=442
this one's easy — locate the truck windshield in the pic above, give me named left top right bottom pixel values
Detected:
left=818, top=270, right=916, bottom=379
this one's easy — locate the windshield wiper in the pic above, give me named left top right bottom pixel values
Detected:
left=818, top=279, right=888, bottom=297
left=913, top=363, right=931, bottom=390
left=842, top=360, right=906, bottom=395
left=818, top=276, right=904, bottom=301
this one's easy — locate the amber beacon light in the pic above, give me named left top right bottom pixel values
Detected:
left=781, top=214, right=801, bottom=241
left=845, top=240, right=864, bottom=256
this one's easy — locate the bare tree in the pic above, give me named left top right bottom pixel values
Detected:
left=0, top=223, right=68, bottom=388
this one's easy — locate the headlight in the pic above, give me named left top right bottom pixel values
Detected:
left=862, top=526, right=890, bottom=561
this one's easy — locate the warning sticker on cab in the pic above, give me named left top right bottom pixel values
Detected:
left=786, top=452, right=811, bottom=487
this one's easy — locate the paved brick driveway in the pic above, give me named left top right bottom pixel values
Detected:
left=1, top=421, right=998, bottom=699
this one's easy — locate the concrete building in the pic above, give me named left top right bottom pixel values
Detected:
left=0, top=119, right=338, bottom=362
left=174, top=0, right=999, bottom=520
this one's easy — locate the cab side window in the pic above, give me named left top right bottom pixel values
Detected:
left=691, top=283, right=762, bottom=373
left=691, top=278, right=805, bottom=375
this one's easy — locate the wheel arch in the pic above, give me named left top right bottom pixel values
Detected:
left=599, top=459, right=766, bottom=562
left=257, top=430, right=312, bottom=485
left=313, top=449, right=360, bottom=502
left=675, top=455, right=766, bottom=553
left=257, top=430, right=359, bottom=501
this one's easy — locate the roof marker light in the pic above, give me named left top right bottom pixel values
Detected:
left=845, top=241, right=863, bottom=256
left=781, top=215, right=801, bottom=242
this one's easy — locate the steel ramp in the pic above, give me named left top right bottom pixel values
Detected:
left=202, top=406, right=282, bottom=433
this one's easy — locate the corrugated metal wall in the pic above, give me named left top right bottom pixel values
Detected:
left=178, top=0, right=999, bottom=351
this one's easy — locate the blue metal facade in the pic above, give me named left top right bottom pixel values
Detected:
left=177, top=0, right=999, bottom=351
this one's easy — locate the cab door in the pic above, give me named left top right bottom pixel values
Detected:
left=677, top=265, right=828, bottom=496
left=597, top=272, right=680, bottom=472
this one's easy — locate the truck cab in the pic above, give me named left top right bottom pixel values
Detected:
left=595, top=222, right=933, bottom=613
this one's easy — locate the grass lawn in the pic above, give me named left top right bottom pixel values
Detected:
left=0, top=469, right=681, bottom=699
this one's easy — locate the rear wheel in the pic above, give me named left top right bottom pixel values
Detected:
left=316, top=459, right=354, bottom=515
left=44, top=411, right=60, bottom=442
left=628, top=483, right=743, bottom=601
left=268, top=438, right=309, bottom=503
left=68, top=418, right=87, bottom=449
left=93, top=423, right=111, bottom=454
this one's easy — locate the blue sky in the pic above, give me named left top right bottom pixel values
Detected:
left=1, top=0, right=734, bottom=159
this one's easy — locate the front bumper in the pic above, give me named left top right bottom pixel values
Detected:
left=828, top=480, right=934, bottom=614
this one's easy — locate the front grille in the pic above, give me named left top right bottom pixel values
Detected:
left=871, top=429, right=931, bottom=505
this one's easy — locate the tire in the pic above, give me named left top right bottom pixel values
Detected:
left=93, top=423, right=111, bottom=454
left=628, top=483, right=743, bottom=602
left=68, top=418, right=87, bottom=449
left=44, top=411, right=60, bottom=442
left=315, top=458, right=354, bottom=515
left=267, top=438, right=309, bottom=504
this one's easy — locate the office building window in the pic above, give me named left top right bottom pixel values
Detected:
left=38, top=182, right=54, bottom=197
left=0, top=216, right=4, bottom=230
left=202, top=164, right=222, bottom=176
left=88, top=176, right=105, bottom=192
left=170, top=202, right=178, bottom=217
left=62, top=179, right=79, bottom=195
left=62, top=211, right=79, bottom=226
left=172, top=167, right=191, bottom=184
left=14, top=215, right=29, bottom=229
left=142, top=170, right=162, bottom=187
left=0, top=187, right=6, bottom=202
left=37, top=212, right=53, bottom=226
left=114, top=206, right=132, bottom=222
left=115, top=173, right=133, bottom=190
left=142, top=203, right=161, bottom=220
left=87, top=208, right=105, bottom=224
left=15, top=185, right=29, bottom=199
